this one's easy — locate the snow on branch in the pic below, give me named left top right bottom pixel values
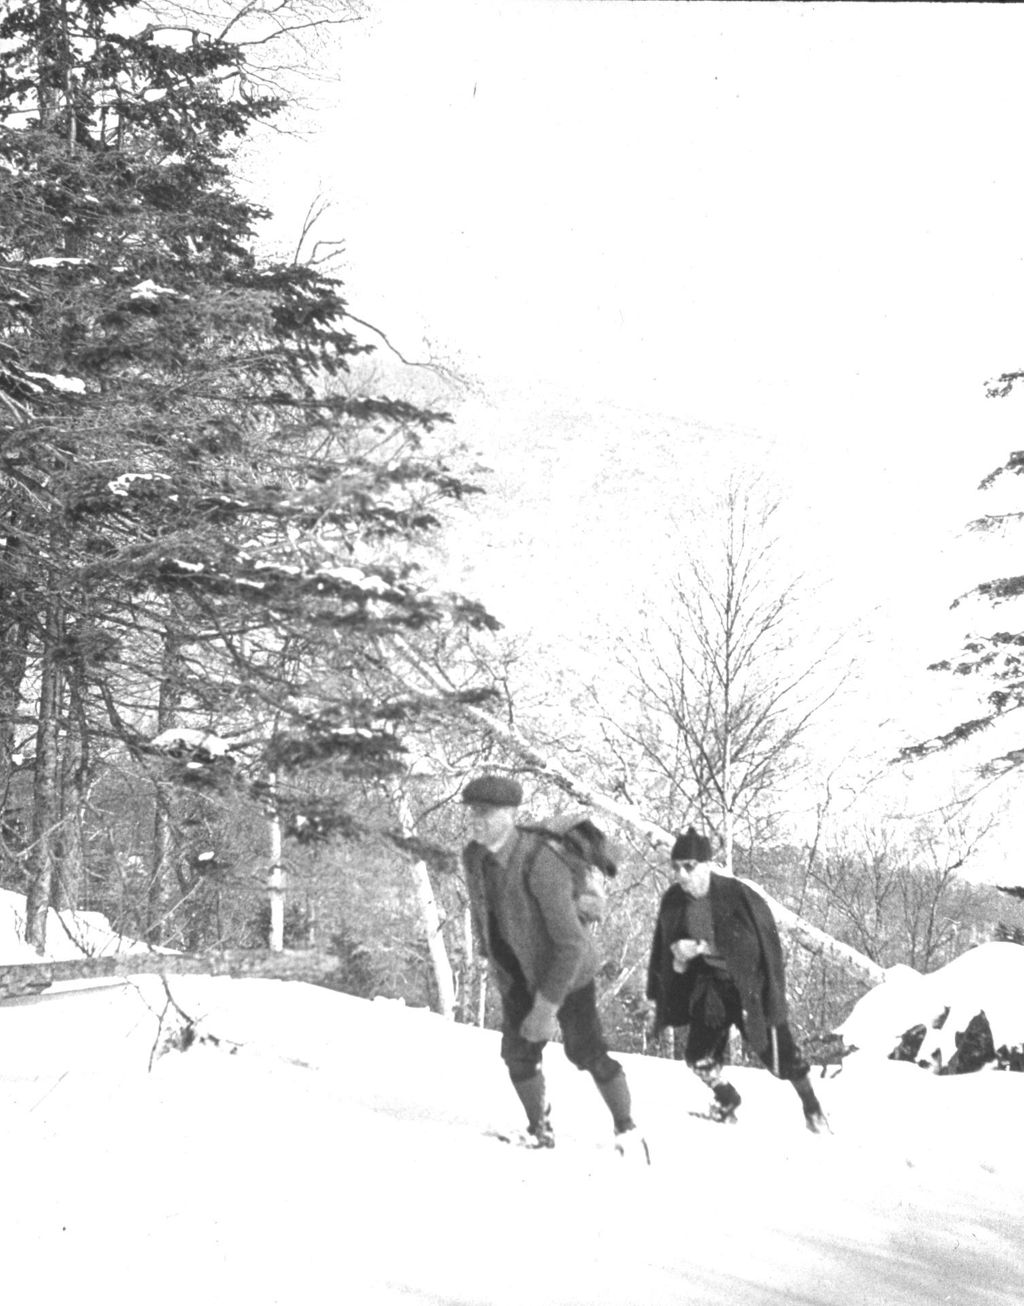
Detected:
left=24, top=371, right=86, bottom=395
left=27, top=257, right=92, bottom=269
left=150, top=728, right=236, bottom=760
left=129, top=279, right=188, bottom=301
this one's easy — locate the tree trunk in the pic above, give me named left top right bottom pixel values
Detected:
left=393, top=782, right=456, bottom=1017
left=722, top=751, right=734, bottom=875
left=0, top=612, right=28, bottom=885
left=476, top=960, right=488, bottom=1029
left=53, top=737, right=83, bottom=910
left=410, top=854, right=455, bottom=1018
left=149, top=628, right=183, bottom=945
left=458, top=901, right=475, bottom=1024
left=150, top=798, right=173, bottom=946
left=35, top=0, right=62, bottom=130
left=25, top=597, right=65, bottom=952
left=268, top=772, right=284, bottom=953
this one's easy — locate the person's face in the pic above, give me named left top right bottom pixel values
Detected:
left=466, top=803, right=517, bottom=850
left=673, top=859, right=712, bottom=898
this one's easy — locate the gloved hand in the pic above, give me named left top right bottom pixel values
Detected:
left=520, top=995, right=559, bottom=1043
left=671, top=938, right=707, bottom=971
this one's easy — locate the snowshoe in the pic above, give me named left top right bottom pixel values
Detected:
left=528, top=1106, right=556, bottom=1148
left=710, top=1081, right=741, bottom=1123
left=489, top=1107, right=555, bottom=1150
left=489, top=1128, right=555, bottom=1149
left=690, top=1080, right=741, bottom=1125
left=613, top=1124, right=651, bottom=1164
left=688, top=1102, right=739, bottom=1125
left=804, top=1108, right=831, bottom=1135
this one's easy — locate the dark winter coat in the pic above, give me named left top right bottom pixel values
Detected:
left=464, top=829, right=599, bottom=1008
left=646, top=873, right=789, bottom=1053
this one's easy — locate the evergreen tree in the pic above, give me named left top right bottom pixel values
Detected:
left=902, top=373, right=1024, bottom=775
left=0, top=0, right=495, bottom=949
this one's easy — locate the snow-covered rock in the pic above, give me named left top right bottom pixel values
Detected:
left=836, top=942, right=1024, bottom=1072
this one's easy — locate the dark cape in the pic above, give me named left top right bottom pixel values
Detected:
left=646, top=873, right=789, bottom=1052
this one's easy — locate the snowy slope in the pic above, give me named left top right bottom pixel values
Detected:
left=1, top=901, right=1023, bottom=1305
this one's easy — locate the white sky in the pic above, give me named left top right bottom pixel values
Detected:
left=243, top=1, right=1024, bottom=864
left=248, top=0, right=1024, bottom=635
left=3, top=890, right=1024, bottom=1306
left=256, top=1, right=1024, bottom=438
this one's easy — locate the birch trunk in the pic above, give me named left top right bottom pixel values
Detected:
left=391, top=639, right=886, bottom=986
left=722, top=749, right=734, bottom=875
left=459, top=902, right=476, bottom=1024
left=476, top=960, right=488, bottom=1029
left=722, top=618, right=734, bottom=875
left=267, top=772, right=284, bottom=953
left=393, top=784, right=456, bottom=1018
left=149, top=630, right=182, bottom=945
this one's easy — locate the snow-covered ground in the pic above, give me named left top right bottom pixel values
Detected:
left=2, top=893, right=1023, bottom=1306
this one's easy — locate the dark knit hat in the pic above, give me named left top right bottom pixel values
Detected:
left=461, top=774, right=523, bottom=808
left=671, top=826, right=713, bottom=863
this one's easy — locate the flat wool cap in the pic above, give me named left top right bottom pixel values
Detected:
left=671, top=826, right=713, bottom=862
left=461, top=774, right=523, bottom=808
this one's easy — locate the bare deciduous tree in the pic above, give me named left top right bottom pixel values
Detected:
left=611, top=478, right=848, bottom=871
left=799, top=804, right=996, bottom=971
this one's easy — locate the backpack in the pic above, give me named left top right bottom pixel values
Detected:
left=518, top=813, right=618, bottom=926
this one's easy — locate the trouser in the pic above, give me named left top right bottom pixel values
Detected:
left=683, top=967, right=809, bottom=1082
left=499, top=974, right=633, bottom=1132
left=686, top=1013, right=810, bottom=1084
left=682, top=968, right=817, bottom=1116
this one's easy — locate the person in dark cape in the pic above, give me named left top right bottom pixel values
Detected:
left=646, top=826, right=828, bottom=1132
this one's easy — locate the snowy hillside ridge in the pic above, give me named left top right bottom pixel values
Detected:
left=837, top=941, right=1024, bottom=1072
left=0, top=889, right=158, bottom=965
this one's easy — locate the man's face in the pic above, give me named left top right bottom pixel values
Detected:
left=673, top=859, right=712, bottom=898
left=466, top=803, right=517, bottom=851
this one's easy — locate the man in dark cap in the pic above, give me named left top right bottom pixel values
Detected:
left=646, top=826, right=827, bottom=1132
left=461, top=774, right=648, bottom=1159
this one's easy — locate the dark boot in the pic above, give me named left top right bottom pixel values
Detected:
left=709, top=1079, right=741, bottom=1123
left=528, top=1107, right=556, bottom=1148
left=511, top=1073, right=555, bottom=1147
left=593, top=1068, right=634, bottom=1132
left=792, top=1074, right=829, bottom=1134
left=594, top=1071, right=650, bottom=1163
